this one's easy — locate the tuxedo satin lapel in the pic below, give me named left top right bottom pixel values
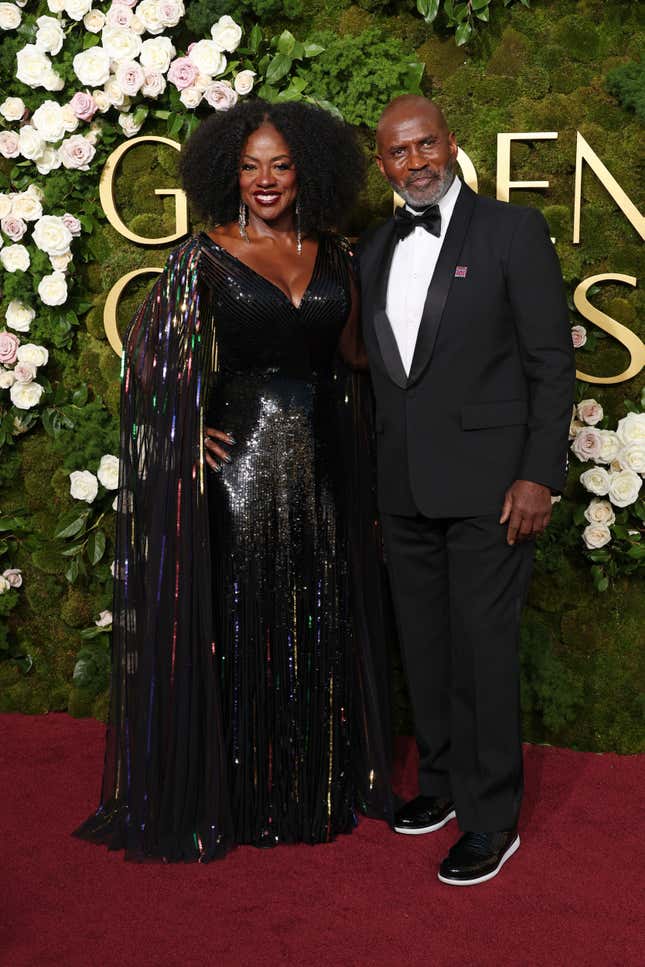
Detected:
left=407, top=185, right=477, bottom=387
left=362, top=220, right=405, bottom=386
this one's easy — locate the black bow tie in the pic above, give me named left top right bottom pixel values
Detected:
left=394, top=204, right=441, bottom=241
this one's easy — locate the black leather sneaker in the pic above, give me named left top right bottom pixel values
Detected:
left=438, top=830, right=520, bottom=885
left=394, top=795, right=456, bottom=834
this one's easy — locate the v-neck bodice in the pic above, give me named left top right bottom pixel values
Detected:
left=197, top=231, right=352, bottom=380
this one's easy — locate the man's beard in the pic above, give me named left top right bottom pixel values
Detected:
left=394, top=160, right=456, bottom=210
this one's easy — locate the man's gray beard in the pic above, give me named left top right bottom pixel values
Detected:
left=395, top=162, right=456, bottom=211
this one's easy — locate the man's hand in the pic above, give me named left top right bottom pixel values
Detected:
left=204, top=427, right=235, bottom=471
left=499, top=480, right=553, bottom=546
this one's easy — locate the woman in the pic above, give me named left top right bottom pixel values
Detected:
left=74, top=101, right=392, bottom=862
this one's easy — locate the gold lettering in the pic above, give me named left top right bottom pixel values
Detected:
left=104, top=267, right=163, bottom=356
left=573, top=273, right=644, bottom=384
left=496, top=132, right=558, bottom=203
left=457, top=147, right=478, bottom=193
left=573, top=132, right=645, bottom=245
left=99, top=136, right=188, bottom=246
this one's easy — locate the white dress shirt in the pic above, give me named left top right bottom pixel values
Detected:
left=386, top=176, right=462, bottom=375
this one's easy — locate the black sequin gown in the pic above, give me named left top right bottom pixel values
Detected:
left=74, top=232, right=392, bottom=861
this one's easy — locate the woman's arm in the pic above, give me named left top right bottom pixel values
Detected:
left=337, top=258, right=369, bottom=371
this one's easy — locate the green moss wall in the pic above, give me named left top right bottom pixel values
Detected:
left=1, top=0, right=643, bottom=751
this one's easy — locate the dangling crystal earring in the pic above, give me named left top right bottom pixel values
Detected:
left=295, top=197, right=302, bottom=255
left=238, top=199, right=249, bottom=242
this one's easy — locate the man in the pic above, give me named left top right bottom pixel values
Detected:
left=359, top=95, right=575, bottom=885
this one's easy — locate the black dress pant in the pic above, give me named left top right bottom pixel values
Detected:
left=381, top=512, right=534, bottom=832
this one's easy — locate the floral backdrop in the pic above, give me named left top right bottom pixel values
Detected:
left=0, top=0, right=643, bottom=752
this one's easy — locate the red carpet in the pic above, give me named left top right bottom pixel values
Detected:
left=1, top=714, right=642, bottom=967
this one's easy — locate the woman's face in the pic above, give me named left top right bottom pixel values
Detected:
left=239, top=122, right=298, bottom=224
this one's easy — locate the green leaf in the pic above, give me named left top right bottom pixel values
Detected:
left=455, top=22, right=473, bottom=46
left=265, top=52, right=293, bottom=86
left=303, top=43, right=325, bottom=58
left=276, top=30, right=296, bottom=55
left=87, top=530, right=106, bottom=565
left=61, top=544, right=84, bottom=558
left=291, top=42, right=304, bottom=60
left=476, top=8, right=490, bottom=20
left=55, top=511, right=90, bottom=541
left=405, top=61, right=425, bottom=93
left=472, top=0, right=489, bottom=9
left=72, top=385, right=88, bottom=406
left=249, top=24, right=262, bottom=52
left=80, top=626, right=108, bottom=640
left=65, top=558, right=80, bottom=584
left=626, top=544, right=645, bottom=559
left=417, top=0, right=440, bottom=23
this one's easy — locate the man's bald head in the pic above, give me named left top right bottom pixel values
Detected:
left=374, top=95, right=457, bottom=210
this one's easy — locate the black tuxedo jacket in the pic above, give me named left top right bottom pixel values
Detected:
left=359, top=183, right=576, bottom=518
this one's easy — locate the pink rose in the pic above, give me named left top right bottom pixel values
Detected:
left=62, top=212, right=82, bottom=236
left=13, top=361, right=36, bottom=384
left=167, top=57, right=199, bottom=91
left=0, top=131, right=20, bottom=159
left=116, top=59, right=146, bottom=96
left=204, top=81, right=238, bottom=111
left=0, top=331, right=20, bottom=366
left=106, top=3, right=133, bottom=27
left=70, top=91, right=98, bottom=122
left=571, top=325, right=587, bottom=349
left=2, top=568, right=22, bottom=588
left=571, top=427, right=602, bottom=463
left=59, top=134, right=96, bottom=171
left=577, top=398, right=603, bottom=427
left=1, top=215, right=27, bottom=241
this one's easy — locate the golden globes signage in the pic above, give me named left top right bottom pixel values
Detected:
left=100, top=133, right=644, bottom=385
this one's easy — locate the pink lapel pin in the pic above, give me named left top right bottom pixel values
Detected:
left=454, top=266, right=468, bottom=278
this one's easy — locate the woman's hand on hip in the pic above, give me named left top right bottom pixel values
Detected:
left=204, top=427, right=235, bottom=471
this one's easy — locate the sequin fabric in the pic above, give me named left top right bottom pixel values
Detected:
left=73, top=233, right=393, bottom=862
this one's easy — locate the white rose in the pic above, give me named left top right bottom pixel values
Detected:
left=63, top=0, right=92, bottom=20
left=61, top=104, right=80, bottom=133
left=31, top=100, right=67, bottom=143
left=17, top=343, right=49, bottom=367
left=69, top=469, right=98, bottom=503
left=38, top=271, right=68, bottom=306
left=106, top=3, right=133, bottom=28
left=0, top=194, right=12, bottom=218
left=62, top=213, right=82, bottom=236
left=95, top=609, right=113, bottom=627
left=59, top=134, right=96, bottom=170
left=35, top=145, right=62, bottom=176
left=1, top=215, right=27, bottom=241
left=0, top=576, right=10, bottom=594
left=101, top=25, right=142, bottom=61
left=577, top=399, right=603, bottom=426
left=0, top=368, right=16, bottom=388
left=10, top=380, right=44, bottom=409
left=18, top=126, right=45, bottom=162
left=129, top=13, right=145, bottom=34
left=211, top=15, right=242, bottom=53
left=141, top=71, right=166, bottom=98
left=13, top=360, right=36, bottom=383
left=136, top=0, right=164, bottom=35
left=617, top=442, right=645, bottom=475
left=97, top=453, right=119, bottom=490
left=140, top=36, right=175, bottom=73
left=33, top=215, right=74, bottom=256
left=203, top=81, right=237, bottom=111
left=616, top=412, right=645, bottom=447
left=116, top=59, right=145, bottom=96
left=42, top=67, right=65, bottom=92
left=0, top=96, right=25, bottom=121
left=35, top=15, right=65, bottom=55
left=92, top=89, right=111, bottom=113
left=607, top=469, right=642, bottom=508
left=596, top=429, right=620, bottom=465
left=234, top=70, right=255, bottom=96
left=188, top=40, right=226, bottom=78
left=0, top=3, right=22, bottom=30
left=2, top=568, right=22, bottom=588
left=73, top=46, right=111, bottom=87
left=0, top=244, right=29, bottom=272
left=118, top=112, right=144, bottom=137
left=157, top=0, right=184, bottom=28
left=580, top=466, right=611, bottom=496
left=104, top=78, right=126, bottom=107
left=582, top=523, right=611, bottom=550
left=571, top=427, right=602, bottom=463
left=16, top=46, right=53, bottom=89
left=11, top=192, right=42, bottom=221
left=0, top=131, right=20, bottom=159
left=584, top=498, right=616, bottom=526
left=83, top=8, right=106, bottom=32
left=5, top=301, right=35, bottom=333
left=193, top=73, right=212, bottom=93
left=50, top=250, right=73, bottom=272
left=179, top=87, right=202, bottom=109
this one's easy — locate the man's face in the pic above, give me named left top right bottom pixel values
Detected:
left=376, top=107, right=458, bottom=210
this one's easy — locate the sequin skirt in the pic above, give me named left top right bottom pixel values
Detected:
left=206, top=370, right=356, bottom=846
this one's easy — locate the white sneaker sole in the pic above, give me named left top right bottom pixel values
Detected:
left=437, top=834, right=521, bottom=886
left=394, top=809, right=457, bottom=835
